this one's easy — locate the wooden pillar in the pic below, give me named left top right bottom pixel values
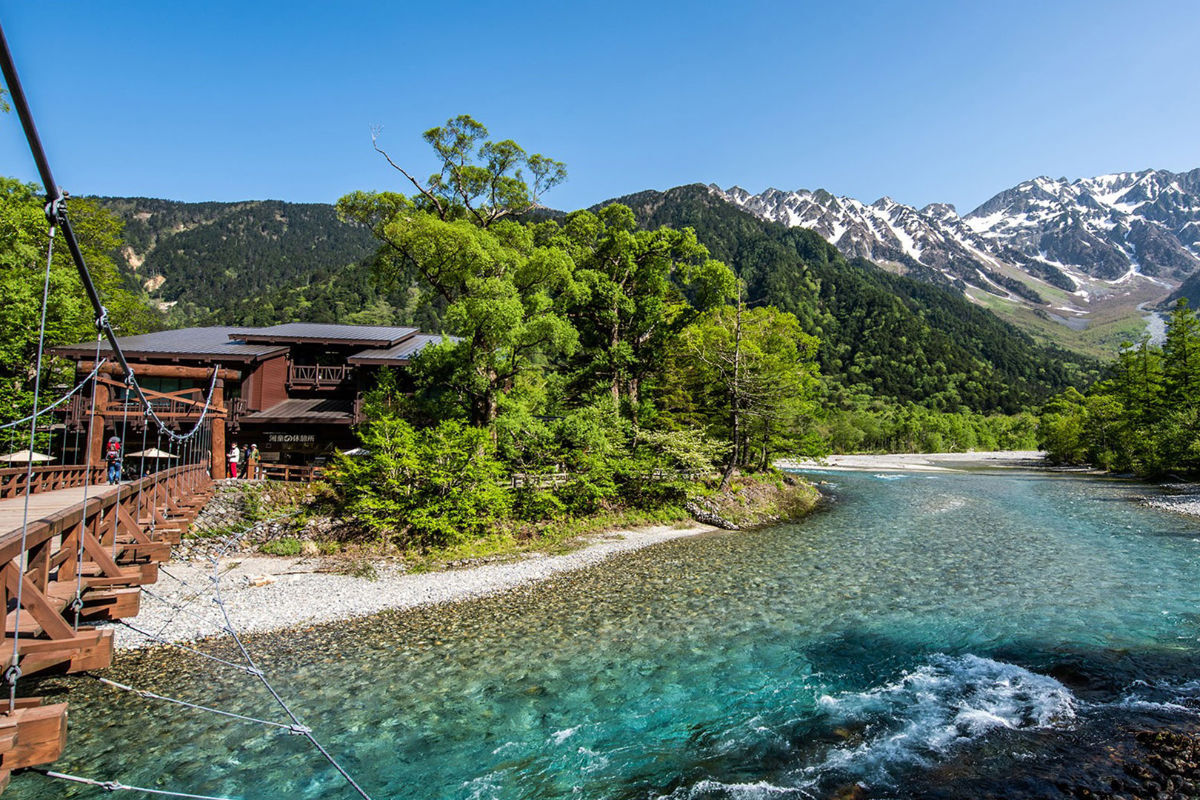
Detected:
left=211, top=380, right=226, bottom=480
left=89, top=383, right=109, bottom=471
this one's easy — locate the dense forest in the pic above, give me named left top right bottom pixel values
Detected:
left=615, top=185, right=1096, bottom=414
left=0, top=179, right=157, bottom=433
left=94, top=196, right=378, bottom=317
left=195, top=186, right=1097, bottom=423
left=1040, top=300, right=1200, bottom=477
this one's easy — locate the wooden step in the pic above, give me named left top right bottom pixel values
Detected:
left=0, top=701, right=67, bottom=771
left=76, top=587, right=140, bottom=621
left=5, top=628, right=113, bottom=675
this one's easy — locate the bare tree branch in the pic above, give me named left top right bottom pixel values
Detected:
left=371, top=127, right=448, bottom=220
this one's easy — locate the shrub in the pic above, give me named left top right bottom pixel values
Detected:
left=327, top=414, right=511, bottom=549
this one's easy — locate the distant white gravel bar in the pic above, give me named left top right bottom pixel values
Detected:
left=113, top=524, right=716, bottom=650
left=777, top=450, right=1048, bottom=473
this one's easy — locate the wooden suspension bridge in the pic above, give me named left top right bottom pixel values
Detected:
left=0, top=462, right=214, bottom=790
left=0, top=15, right=377, bottom=798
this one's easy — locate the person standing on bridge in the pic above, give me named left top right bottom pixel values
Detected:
left=229, top=443, right=240, bottom=479
left=105, top=436, right=122, bottom=484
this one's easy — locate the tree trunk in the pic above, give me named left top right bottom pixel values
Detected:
left=720, top=293, right=744, bottom=491
left=610, top=310, right=621, bottom=407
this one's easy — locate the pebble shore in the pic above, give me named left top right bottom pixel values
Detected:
left=1142, top=484, right=1200, bottom=520
left=113, top=524, right=716, bottom=650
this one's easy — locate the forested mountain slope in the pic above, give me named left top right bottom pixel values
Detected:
left=103, top=187, right=1093, bottom=414
left=94, top=197, right=378, bottom=311
left=610, top=185, right=1095, bottom=413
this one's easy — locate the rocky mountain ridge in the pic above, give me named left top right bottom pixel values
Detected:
left=715, top=168, right=1200, bottom=330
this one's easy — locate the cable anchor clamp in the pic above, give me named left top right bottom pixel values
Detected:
left=3, top=665, right=21, bottom=686
left=43, top=195, right=64, bottom=225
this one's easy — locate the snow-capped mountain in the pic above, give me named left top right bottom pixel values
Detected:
left=964, top=169, right=1200, bottom=281
left=715, top=168, right=1200, bottom=313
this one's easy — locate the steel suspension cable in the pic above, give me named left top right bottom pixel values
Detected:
left=0, top=357, right=108, bottom=431
left=71, top=333, right=104, bottom=630
left=37, top=770, right=238, bottom=800
left=6, top=220, right=57, bottom=710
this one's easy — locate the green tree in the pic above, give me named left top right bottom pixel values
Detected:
left=672, top=301, right=820, bottom=484
left=371, top=114, right=565, bottom=228
left=339, top=117, right=576, bottom=425
left=1163, top=299, right=1200, bottom=407
left=329, top=412, right=511, bottom=549
left=0, top=178, right=157, bottom=426
left=557, top=204, right=735, bottom=417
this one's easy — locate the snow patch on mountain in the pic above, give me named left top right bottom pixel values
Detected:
left=713, top=168, right=1200, bottom=321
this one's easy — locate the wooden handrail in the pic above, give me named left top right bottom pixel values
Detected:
left=287, top=364, right=350, bottom=389
left=0, top=465, right=105, bottom=500
left=0, top=463, right=206, bottom=571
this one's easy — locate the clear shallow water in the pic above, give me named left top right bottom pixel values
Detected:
left=15, top=469, right=1200, bottom=799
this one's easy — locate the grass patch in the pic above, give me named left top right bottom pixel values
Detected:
left=259, top=537, right=303, bottom=556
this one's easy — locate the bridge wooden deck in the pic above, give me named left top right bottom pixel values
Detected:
left=0, top=483, right=123, bottom=537
left=0, top=465, right=212, bottom=792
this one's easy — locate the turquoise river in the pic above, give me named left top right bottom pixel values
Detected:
left=12, top=466, right=1200, bottom=799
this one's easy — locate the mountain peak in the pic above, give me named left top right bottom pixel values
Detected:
left=715, top=166, right=1200, bottom=312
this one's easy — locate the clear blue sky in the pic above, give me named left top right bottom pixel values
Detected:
left=1, top=0, right=1197, bottom=214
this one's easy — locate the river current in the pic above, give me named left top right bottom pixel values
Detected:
left=15, top=467, right=1200, bottom=799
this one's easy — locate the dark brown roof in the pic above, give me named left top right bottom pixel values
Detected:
left=347, top=334, right=454, bottom=365
left=52, top=327, right=287, bottom=362
left=231, top=323, right=419, bottom=347
left=240, top=398, right=353, bottom=423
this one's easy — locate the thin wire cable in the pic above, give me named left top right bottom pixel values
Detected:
left=149, top=509, right=303, bottom=640
left=0, top=357, right=107, bottom=431
left=93, top=677, right=310, bottom=733
left=7, top=222, right=57, bottom=711
left=37, top=770, right=238, bottom=800
left=139, top=587, right=229, bottom=632
left=150, top=428, right=163, bottom=536
left=115, top=621, right=262, bottom=676
left=136, top=416, right=149, bottom=504
left=111, top=374, right=133, bottom=559
left=72, top=333, right=104, bottom=630
left=209, top=562, right=374, bottom=799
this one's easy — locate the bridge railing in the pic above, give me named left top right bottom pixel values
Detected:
left=0, top=465, right=105, bottom=499
left=0, top=462, right=211, bottom=678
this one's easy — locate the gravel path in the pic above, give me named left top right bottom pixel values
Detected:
left=114, top=524, right=716, bottom=650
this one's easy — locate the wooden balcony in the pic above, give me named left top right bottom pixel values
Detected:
left=287, top=364, right=350, bottom=390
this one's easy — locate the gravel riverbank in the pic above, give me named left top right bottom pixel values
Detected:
left=114, top=524, right=716, bottom=649
left=1142, top=484, right=1200, bottom=520
left=778, top=450, right=1049, bottom=472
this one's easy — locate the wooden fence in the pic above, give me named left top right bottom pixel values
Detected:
left=256, top=464, right=325, bottom=483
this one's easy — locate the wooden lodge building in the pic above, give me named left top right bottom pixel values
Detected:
left=53, top=323, right=446, bottom=477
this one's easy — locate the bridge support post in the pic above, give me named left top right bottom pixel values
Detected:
left=88, top=383, right=108, bottom=470
left=211, top=381, right=226, bottom=480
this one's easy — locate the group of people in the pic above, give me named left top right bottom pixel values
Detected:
left=101, top=437, right=264, bottom=483
left=227, top=443, right=261, bottom=479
